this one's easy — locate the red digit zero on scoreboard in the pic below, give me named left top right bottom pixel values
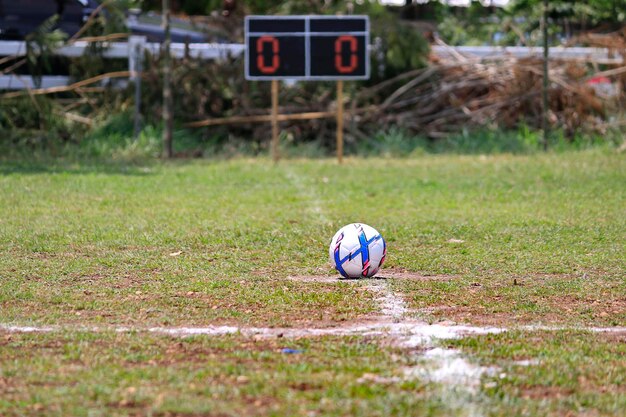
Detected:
left=256, top=36, right=280, bottom=74
left=245, top=15, right=369, bottom=81
left=334, top=35, right=358, bottom=73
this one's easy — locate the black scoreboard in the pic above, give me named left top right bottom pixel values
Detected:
left=245, top=15, right=370, bottom=81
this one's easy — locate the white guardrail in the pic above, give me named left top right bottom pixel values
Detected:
left=0, top=37, right=245, bottom=90
left=432, top=45, right=623, bottom=64
left=0, top=38, right=622, bottom=90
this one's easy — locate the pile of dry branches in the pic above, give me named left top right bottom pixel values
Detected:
left=200, top=45, right=624, bottom=143
left=352, top=56, right=621, bottom=138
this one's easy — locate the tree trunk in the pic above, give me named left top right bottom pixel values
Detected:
left=542, top=0, right=549, bottom=151
left=162, top=0, right=173, bottom=158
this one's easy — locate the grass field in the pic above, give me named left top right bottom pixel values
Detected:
left=1, top=149, right=624, bottom=416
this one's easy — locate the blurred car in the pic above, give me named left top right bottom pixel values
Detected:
left=0, top=0, right=99, bottom=40
left=0, top=0, right=209, bottom=42
left=126, top=10, right=209, bottom=43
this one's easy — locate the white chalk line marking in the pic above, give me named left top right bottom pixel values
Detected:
left=365, top=279, right=408, bottom=321
left=0, top=325, right=56, bottom=333
left=406, top=348, right=500, bottom=417
left=365, top=273, right=491, bottom=416
left=410, top=348, right=499, bottom=389
left=2, top=321, right=625, bottom=416
left=283, top=166, right=330, bottom=226
left=3, top=322, right=624, bottom=338
left=3, top=279, right=625, bottom=414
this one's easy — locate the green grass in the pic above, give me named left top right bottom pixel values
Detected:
left=449, top=330, right=626, bottom=416
left=0, top=332, right=434, bottom=417
left=0, top=159, right=377, bottom=326
left=0, top=149, right=624, bottom=416
left=1, top=330, right=623, bottom=417
left=0, top=150, right=624, bottom=327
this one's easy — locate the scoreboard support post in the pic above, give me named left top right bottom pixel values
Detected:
left=336, top=80, right=344, bottom=164
left=271, top=80, right=280, bottom=163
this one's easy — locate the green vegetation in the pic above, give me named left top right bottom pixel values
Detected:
left=3, top=0, right=622, bottom=154
left=450, top=330, right=626, bottom=416
left=2, top=329, right=624, bottom=416
left=0, top=148, right=624, bottom=416
left=140, top=0, right=626, bottom=47
left=0, top=149, right=623, bottom=327
left=349, top=126, right=621, bottom=157
left=430, top=0, right=626, bottom=46
left=0, top=332, right=434, bottom=417
left=2, top=107, right=621, bottom=161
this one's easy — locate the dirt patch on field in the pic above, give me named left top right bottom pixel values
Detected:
left=520, top=385, right=575, bottom=400
left=153, top=413, right=231, bottom=417
left=596, top=331, right=626, bottom=342
left=376, top=269, right=456, bottom=281
left=0, top=331, right=311, bottom=367
left=286, top=275, right=342, bottom=283
left=417, top=305, right=626, bottom=328
left=0, top=375, right=21, bottom=392
left=519, top=380, right=626, bottom=402
left=287, top=269, right=455, bottom=283
left=151, top=402, right=276, bottom=417
left=405, top=273, right=626, bottom=327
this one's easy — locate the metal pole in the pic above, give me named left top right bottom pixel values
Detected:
left=336, top=80, right=344, bottom=164
left=162, top=0, right=173, bottom=158
left=271, top=79, right=279, bottom=163
left=542, top=0, right=550, bottom=151
left=129, top=36, right=145, bottom=139
left=133, top=46, right=142, bottom=139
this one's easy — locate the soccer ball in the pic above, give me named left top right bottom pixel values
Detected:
left=329, top=223, right=386, bottom=278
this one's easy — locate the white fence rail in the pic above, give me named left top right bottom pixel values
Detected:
left=0, top=39, right=245, bottom=60
left=0, top=38, right=622, bottom=90
left=0, top=37, right=245, bottom=90
left=0, top=75, right=72, bottom=90
left=431, top=45, right=623, bottom=64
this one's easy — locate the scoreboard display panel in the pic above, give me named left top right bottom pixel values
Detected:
left=245, top=15, right=369, bottom=81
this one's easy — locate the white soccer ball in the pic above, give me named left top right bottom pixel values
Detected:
left=329, top=223, right=387, bottom=278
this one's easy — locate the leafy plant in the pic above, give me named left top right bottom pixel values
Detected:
left=25, top=15, right=68, bottom=87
